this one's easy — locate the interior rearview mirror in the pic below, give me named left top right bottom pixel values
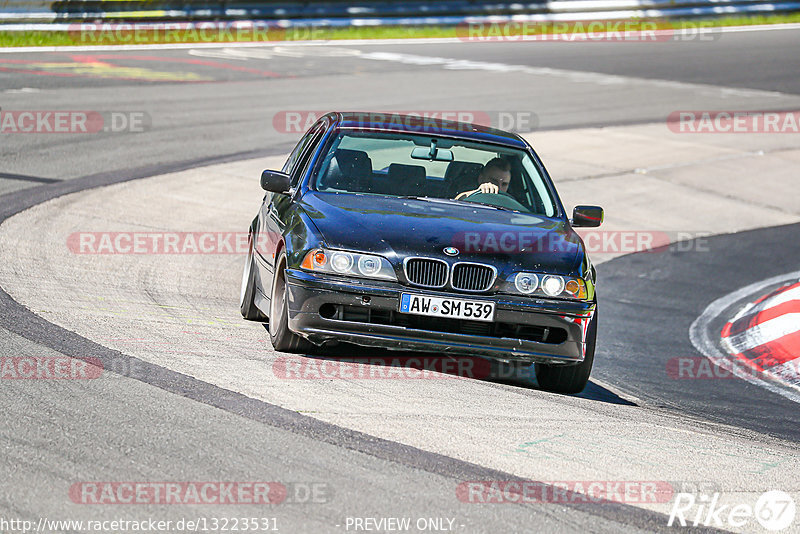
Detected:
left=261, top=170, right=291, bottom=193
left=572, top=205, right=604, bottom=227
left=410, top=146, right=454, bottom=162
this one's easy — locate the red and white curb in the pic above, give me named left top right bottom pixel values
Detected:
left=690, top=270, right=800, bottom=404
left=721, top=282, right=800, bottom=385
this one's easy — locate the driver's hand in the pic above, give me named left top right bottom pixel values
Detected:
left=478, top=183, right=499, bottom=194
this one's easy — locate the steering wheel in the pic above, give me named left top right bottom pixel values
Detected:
left=463, top=191, right=530, bottom=212
left=466, top=190, right=516, bottom=200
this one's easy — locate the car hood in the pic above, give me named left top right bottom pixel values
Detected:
left=300, top=192, right=583, bottom=274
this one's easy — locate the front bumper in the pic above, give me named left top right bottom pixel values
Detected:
left=285, top=269, right=595, bottom=365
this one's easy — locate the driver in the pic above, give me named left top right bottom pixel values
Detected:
left=455, top=158, right=511, bottom=200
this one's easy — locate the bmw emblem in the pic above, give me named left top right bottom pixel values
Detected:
left=443, top=247, right=459, bottom=256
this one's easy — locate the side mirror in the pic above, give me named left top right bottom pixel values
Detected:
left=261, top=170, right=290, bottom=193
left=572, top=205, right=603, bottom=227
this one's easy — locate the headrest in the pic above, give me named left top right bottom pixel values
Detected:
left=388, top=163, right=427, bottom=196
left=445, top=161, right=483, bottom=197
left=322, top=149, right=372, bottom=191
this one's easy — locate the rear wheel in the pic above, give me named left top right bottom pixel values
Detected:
left=240, top=234, right=267, bottom=321
left=269, top=252, right=314, bottom=353
left=535, top=308, right=597, bottom=394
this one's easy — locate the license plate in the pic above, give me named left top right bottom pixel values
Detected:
left=399, top=293, right=495, bottom=322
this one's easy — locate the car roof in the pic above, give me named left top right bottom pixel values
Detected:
left=325, top=111, right=529, bottom=149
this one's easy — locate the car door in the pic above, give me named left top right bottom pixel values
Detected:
left=255, top=122, right=327, bottom=297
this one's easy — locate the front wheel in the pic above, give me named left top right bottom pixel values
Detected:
left=535, top=308, right=597, bottom=394
left=240, top=234, right=267, bottom=321
left=269, top=252, right=314, bottom=353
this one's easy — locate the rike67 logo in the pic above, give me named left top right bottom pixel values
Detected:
left=669, top=490, right=795, bottom=531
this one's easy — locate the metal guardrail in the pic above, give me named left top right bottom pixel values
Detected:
left=2, top=0, right=800, bottom=25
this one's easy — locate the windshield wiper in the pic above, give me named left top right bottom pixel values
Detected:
left=397, top=196, right=511, bottom=211
left=455, top=199, right=521, bottom=213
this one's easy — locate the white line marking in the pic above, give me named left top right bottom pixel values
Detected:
left=186, top=45, right=363, bottom=61
left=689, top=271, right=800, bottom=404
left=31, top=40, right=778, bottom=100
left=708, top=22, right=800, bottom=34
left=187, top=48, right=259, bottom=60
left=2, top=87, right=42, bottom=93
left=353, top=50, right=786, bottom=98
left=185, top=45, right=789, bottom=99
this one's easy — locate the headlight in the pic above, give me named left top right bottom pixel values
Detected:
left=330, top=251, right=354, bottom=273
left=506, top=272, right=590, bottom=300
left=541, top=275, right=565, bottom=297
left=358, top=255, right=381, bottom=276
left=301, top=248, right=396, bottom=281
left=514, top=273, right=539, bottom=294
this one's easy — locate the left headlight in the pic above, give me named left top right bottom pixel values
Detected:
left=300, top=248, right=397, bottom=281
left=505, top=272, right=591, bottom=300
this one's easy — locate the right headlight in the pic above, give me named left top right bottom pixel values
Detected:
left=300, top=248, right=396, bottom=281
left=506, top=272, right=591, bottom=300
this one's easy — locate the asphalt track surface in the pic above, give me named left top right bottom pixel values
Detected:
left=1, top=27, right=799, bottom=533
left=2, top=26, right=800, bottom=183
left=596, top=222, right=800, bottom=442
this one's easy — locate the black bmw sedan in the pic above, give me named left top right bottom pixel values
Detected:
left=240, top=112, right=603, bottom=393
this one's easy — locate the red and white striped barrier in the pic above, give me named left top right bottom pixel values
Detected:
left=721, top=281, right=800, bottom=385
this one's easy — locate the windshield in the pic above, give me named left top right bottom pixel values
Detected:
left=310, top=130, right=558, bottom=216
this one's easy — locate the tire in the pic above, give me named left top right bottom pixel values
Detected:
left=269, top=252, right=314, bottom=353
left=240, top=233, right=267, bottom=321
left=535, top=307, right=597, bottom=394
